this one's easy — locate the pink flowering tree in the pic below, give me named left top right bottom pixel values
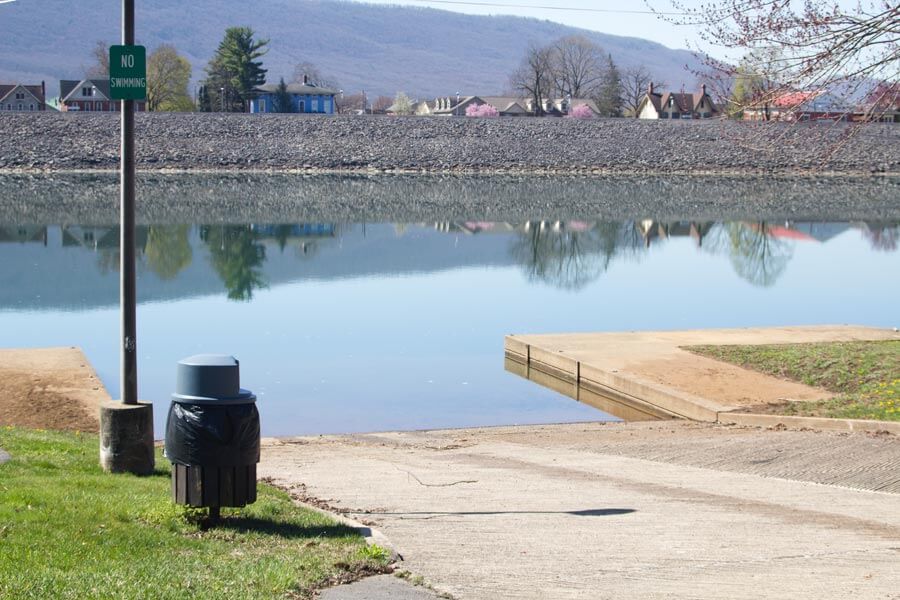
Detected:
left=567, top=104, right=594, bottom=119
left=465, top=103, right=500, bottom=118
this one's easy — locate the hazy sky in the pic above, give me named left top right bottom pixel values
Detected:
left=358, top=0, right=708, bottom=51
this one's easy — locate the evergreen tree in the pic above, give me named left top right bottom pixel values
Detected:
left=595, top=54, right=623, bottom=117
left=273, top=78, right=294, bottom=113
left=202, top=26, right=269, bottom=112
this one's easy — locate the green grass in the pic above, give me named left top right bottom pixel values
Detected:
left=686, top=340, right=900, bottom=421
left=0, top=427, right=389, bottom=599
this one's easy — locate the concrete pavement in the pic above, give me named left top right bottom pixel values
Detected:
left=261, top=422, right=900, bottom=600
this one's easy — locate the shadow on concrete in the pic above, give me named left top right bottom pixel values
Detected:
left=364, top=508, right=636, bottom=519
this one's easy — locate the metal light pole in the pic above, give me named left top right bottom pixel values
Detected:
left=99, top=0, right=154, bottom=475
left=121, top=0, right=137, bottom=405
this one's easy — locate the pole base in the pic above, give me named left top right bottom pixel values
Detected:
left=99, top=400, right=154, bottom=475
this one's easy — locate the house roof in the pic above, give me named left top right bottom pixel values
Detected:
left=60, top=79, right=111, bottom=102
left=253, top=83, right=338, bottom=96
left=0, top=84, right=45, bottom=103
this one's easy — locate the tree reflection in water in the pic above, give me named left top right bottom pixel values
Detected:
left=201, top=225, right=268, bottom=301
left=860, top=222, right=899, bottom=252
left=510, top=221, right=646, bottom=291
left=704, top=222, right=793, bottom=287
left=145, top=225, right=193, bottom=280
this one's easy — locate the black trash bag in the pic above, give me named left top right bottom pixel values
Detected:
left=164, top=402, right=260, bottom=467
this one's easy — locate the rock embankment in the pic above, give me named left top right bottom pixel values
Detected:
left=1, top=112, right=898, bottom=174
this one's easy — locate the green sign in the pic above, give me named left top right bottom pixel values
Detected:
left=109, top=45, right=147, bottom=100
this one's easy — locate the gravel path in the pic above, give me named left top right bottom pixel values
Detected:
left=1, top=112, right=898, bottom=174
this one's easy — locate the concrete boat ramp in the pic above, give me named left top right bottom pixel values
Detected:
left=504, top=325, right=900, bottom=432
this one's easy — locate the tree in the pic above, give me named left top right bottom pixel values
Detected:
left=390, top=92, right=412, bottom=115
left=567, top=104, right=594, bottom=119
left=339, top=92, right=366, bottom=114
left=466, top=103, right=499, bottom=117
left=85, top=41, right=110, bottom=78
left=273, top=77, right=294, bottom=113
left=510, top=42, right=555, bottom=116
left=550, top=36, right=605, bottom=98
left=146, top=44, right=193, bottom=112
left=371, top=96, right=393, bottom=114
left=595, top=54, right=623, bottom=117
left=621, top=65, right=665, bottom=117
left=664, top=1, right=899, bottom=112
left=727, top=47, right=788, bottom=120
left=202, top=26, right=269, bottom=112
left=291, top=61, right=340, bottom=90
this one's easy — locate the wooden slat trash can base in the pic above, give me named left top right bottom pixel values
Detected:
left=172, top=464, right=257, bottom=508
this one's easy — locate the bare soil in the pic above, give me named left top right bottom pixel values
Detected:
left=0, top=348, right=106, bottom=433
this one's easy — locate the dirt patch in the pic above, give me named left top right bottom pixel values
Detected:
left=632, top=353, right=834, bottom=408
left=0, top=347, right=107, bottom=433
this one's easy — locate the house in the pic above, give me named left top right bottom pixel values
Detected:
left=742, top=90, right=848, bottom=122
left=413, top=95, right=599, bottom=117
left=249, top=78, right=337, bottom=114
left=59, top=79, right=146, bottom=112
left=0, top=83, right=46, bottom=112
left=637, top=83, right=719, bottom=119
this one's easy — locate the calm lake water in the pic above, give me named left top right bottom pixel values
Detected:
left=1, top=175, right=898, bottom=435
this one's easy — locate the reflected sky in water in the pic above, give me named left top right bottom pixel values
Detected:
left=1, top=212, right=898, bottom=436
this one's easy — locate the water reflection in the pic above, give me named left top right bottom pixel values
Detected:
left=0, top=220, right=897, bottom=308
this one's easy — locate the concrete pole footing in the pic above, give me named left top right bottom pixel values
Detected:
left=99, top=400, right=154, bottom=475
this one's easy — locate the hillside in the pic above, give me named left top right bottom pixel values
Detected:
left=0, top=0, right=702, bottom=99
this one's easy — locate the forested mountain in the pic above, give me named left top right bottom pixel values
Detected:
left=0, top=0, right=702, bottom=98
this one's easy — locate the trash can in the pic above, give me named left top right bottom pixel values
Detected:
left=165, top=354, right=259, bottom=516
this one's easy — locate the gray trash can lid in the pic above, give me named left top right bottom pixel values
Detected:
left=172, top=354, right=256, bottom=405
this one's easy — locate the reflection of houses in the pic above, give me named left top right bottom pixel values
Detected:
left=637, top=83, right=719, bottom=119
left=638, top=221, right=715, bottom=247
left=413, top=95, right=600, bottom=117
left=61, top=226, right=148, bottom=251
left=59, top=79, right=146, bottom=112
left=251, top=223, right=337, bottom=255
left=434, top=221, right=595, bottom=235
left=0, top=226, right=47, bottom=245
left=0, top=83, right=46, bottom=112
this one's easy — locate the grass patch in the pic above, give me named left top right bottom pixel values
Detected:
left=0, top=427, right=389, bottom=599
left=686, top=340, right=900, bottom=421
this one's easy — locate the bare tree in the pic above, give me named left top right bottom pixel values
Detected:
left=510, top=42, right=555, bottom=116
left=292, top=61, right=339, bottom=89
left=85, top=41, right=110, bottom=78
left=370, top=95, right=394, bottom=114
left=621, top=65, right=665, bottom=117
left=659, top=1, right=900, bottom=115
left=550, top=36, right=605, bottom=98
left=338, top=92, right=366, bottom=114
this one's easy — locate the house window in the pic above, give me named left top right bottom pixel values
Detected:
left=259, top=99, right=265, bottom=112
left=15, top=92, right=24, bottom=100
left=17, top=103, right=23, bottom=111
left=30, top=104, right=34, bottom=111
left=299, top=100, right=305, bottom=113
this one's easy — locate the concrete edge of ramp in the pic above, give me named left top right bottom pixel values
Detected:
left=505, top=326, right=900, bottom=433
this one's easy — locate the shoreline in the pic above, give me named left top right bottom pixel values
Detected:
left=3, top=167, right=900, bottom=177
left=3, top=112, right=898, bottom=175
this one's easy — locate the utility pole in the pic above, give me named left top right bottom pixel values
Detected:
left=121, top=0, right=137, bottom=406
left=99, top=0, right=154, bottom=475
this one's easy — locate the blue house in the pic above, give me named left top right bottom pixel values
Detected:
left=249, top=82, right=337, bottom=114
